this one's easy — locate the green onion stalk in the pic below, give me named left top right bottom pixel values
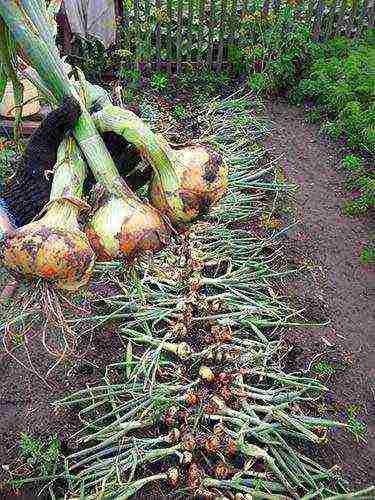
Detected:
left=0, top=0, right=171, bottom=263
left=0, top=18, right=23, bottom=141
left=2, top=136, right=95, bottom=290
left=92, top=104, right=228, bottom=228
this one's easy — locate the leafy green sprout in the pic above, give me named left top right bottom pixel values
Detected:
left=172, top=103, right=186, bottom=119
left=313, top=360, right=337, bottom=377
left=150, top=71, right=169, bottom=91
left=360, top=244, right=375, bottom=265
left=8, top=433, right=62, bottom=490
left=342, top=154, right=362, bottom=172
left=344, top=409, right=367, bottom=442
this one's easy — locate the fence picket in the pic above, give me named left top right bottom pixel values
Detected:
left=176, top=0, right=183, bottom=72
left=217, top=0, right=227, bottom=70
left=155, top=0, right=162, bottom=68
left=186, top=0, right=194, bottom=63
left=167, top=0, right=173, bottom=73
left=325, top=0, right=338, bottom=40
left=134, top=0, right=140, bottom=68
left=336, top=0, right=347, bottom=33
left=197, top=0, right=205, bottom=65
left=229, top=0, right=238, bottom=49
left=369, top=0, right=375, bottom=27
left=207, top=0, right=217, bottom=68
left=313, top=0, right=325, bottom=40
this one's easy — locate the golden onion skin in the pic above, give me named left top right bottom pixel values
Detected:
left=85, top=194, right=171, bottom=263
left=2, top=223, right=95, bottom=291
left=149, top=145, right=228, bottom=226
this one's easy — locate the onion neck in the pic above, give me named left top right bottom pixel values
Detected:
left=41, top=202, right=79, bottom=230
left=93, top=105, right=180, bottom=189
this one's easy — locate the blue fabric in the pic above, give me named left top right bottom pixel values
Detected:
left=0, top=197, right=19, bottom=228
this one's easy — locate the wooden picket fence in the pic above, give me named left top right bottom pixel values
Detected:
left=115, top=0, right=374, bottom=72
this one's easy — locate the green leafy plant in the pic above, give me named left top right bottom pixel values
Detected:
left=342, top=154, right=362, bottom=171
left=304, top=108, right=323, bottom=123
left=343, top=406, right=367, bottom=442
left=360, top=244, right=375, bottom=265
left=313, top=360, right=337, bottom=377
left=172, top=102, right=186, bottom=119
left=292, top=31, right=375, bottom=153
left=342, top=195, right=372, bottom=217
left=119, top=66, right=141, bottom=84
left=150, top=71, right=169, bottom=90
left=8, top=433, right=62, bottom=490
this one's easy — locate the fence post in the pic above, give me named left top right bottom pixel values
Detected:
left=186, top=0, right=194, bottom=64
left=369, top=0, right=375, bottom=27
left=346, top=0, right=358, bottom=37
left=312, top=0, right=325, bottom=40
left=176, top=0, right=183, bottom=73
left=155, top=0, right=162, bottom=68
left=197, top=0, right=206, bottom=67
left=167, top=0, right=173, bottom=74
left=134, top=0, right=140, bottom=69
left=325, top=0, right=338, bottom=40
left=207, top=0, right=217, bottom=69
left=336, top=0, right=348, bottom=34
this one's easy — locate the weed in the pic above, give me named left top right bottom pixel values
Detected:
left=119, top=66, right=141, bottom=83
left=313, top=360, right=337, bottom=377
left=342, top=154, right=362, bottom=172
left=150, top=71, right=169, bottom=90
left=346, top=414, right=367, bottom=442
left=172, top=103, right=186, bottom=119
left=9, top=329, right=25, bottom=347
left=342, top=195, right=372, bottom=217
left=304, top=108, right=322, bottom=123
left=360, top=244, right=375, bottom=265
left=0, top=142, right=18, bottom=182
left=8, top=433, right=63, bottom=490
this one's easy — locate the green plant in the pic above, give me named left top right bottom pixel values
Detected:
left=292, top=32, right=375, bottom=153
left=304, top=108, right=322, bottom=123
left=342, top=154, right=362, bottom=171
left=360, top=244, right=375, bottom=265
left=172, top=102, right=186, bottom=119
left=119, top=66, right=141, bottom=84
left=150, top=71, right=169, bottom=91
left=342, top=195, right=372, bottom=217
left=0, top=142, right=18, bottom=181
left=9, top=433, right=62, bottom=489
left=347, top=416, right=367, bottom=442
left=121, top=87, right=136, bottom=103
left=313, top=360, right=337, bottom=377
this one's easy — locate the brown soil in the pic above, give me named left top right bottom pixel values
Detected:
left=263, top=99, right=375, bottom=490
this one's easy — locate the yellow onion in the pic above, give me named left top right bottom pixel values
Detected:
left=92, top=105, right=228, bottom=228
left=150, top=141, right=228, bottom=226
left=85, top=185, right=171, bottom=262
left=1, top=137, right=95, bottom=290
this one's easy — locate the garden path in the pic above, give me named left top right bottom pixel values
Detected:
left=264, top=99, right=375, bottom=489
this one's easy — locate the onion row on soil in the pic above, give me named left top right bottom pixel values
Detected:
left=38, top=95, right=374, bottom=499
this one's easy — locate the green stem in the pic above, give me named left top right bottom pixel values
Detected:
left=0, top=18, right=23, bottom=142
left=92, top=103, right=179, bottom=184
left=0, top=0, right=138, bottom=201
